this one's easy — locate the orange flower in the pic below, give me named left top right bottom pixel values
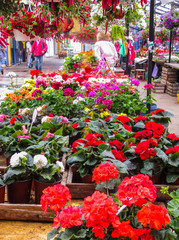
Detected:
left=137, top=203, right=170, bottom=230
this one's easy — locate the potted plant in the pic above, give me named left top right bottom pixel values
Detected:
left=42, top=173, right=174, bottom=240
left=3, top=151, right=33, bottom=203
left=0, top=174, right=5, bottom=203
left=63, top=55, right=82, bottom=73
left=67, top=132, right=128, bottom=182
left=32, top=154, right=64, bottom=204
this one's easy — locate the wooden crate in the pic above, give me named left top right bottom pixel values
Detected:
left=161, top=67, right=178, bottom=83
left=0, top=153, right=178, bottom=222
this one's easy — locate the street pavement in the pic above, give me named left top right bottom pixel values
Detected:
left=0, top=55, right=179, bottom=135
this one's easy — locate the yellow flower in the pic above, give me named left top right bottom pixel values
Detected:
left=84, top=107, right=90, bottom=112
left=88, top=111, right=94, bottom=119
left=43, top=89, right=53, bottom=94
left=100, top=110, right=110, bottom=118
left=118, top=113, right=127, bottom=116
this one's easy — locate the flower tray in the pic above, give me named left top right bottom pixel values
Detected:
left=62, top=167, right=179, bottom=201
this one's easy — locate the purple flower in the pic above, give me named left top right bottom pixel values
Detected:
left=35, top=79, right=47, bottom=88
left=113, top=84, right=120, bottom=91
left=76, top=93, right=83, bottom=97
left=102, top=99, right=113, bottom=109
left=144, top=83, right=153, bottom=90
left=84, top=82, right=90, bottom=89
left=88, top=91, right=97, bottom=97
left=96, top=97, right=103, bottom=104
left=32, top=89, right=42, bottom=97
left=131, top=79, right=140, bottom=86
left=63, top=88, right=75, bottom=97
left=36, top=97, right=42, bottom=101
left=101, top=91, right=110, bottom=98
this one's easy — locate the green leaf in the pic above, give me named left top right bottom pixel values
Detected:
left=67, top=150, right=85, bottom=165
left=3, top=167, right=27, bottom=183
left=169, top=219, right=179, bottom=233
left=166, top=174, right=179, bottom=183
left=143, top=160, right=155, bottom=171
left=100, top=150, right=115, bottom=159
left=167, top=199, right=179, bottom=218
left=155, top=148, right=168, bottom=163
left=134, top=121, right=145, bottom=129
left=47, top=228, right=59, bottom=240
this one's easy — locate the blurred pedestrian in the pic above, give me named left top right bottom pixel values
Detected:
left=26, top=41, right=32, bottom=66
left=31, top=37, right=48, bottom=71
left=94, top=31, right=118, bottom=69
left=18, top=41, right=23, bottom=64
left=0, top=47, right=5, bottom=75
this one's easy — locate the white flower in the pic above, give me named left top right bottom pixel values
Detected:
left=10, top=153, right=21, bottom=167
left=18, top=151, right=28, bottom=159
left=73, top=99, right=78, bottom=105
left=41, top=116, right=53, bottom=123
left=34, top=155, right=48, bottom=169
left=56, top=161, right=65, bottom=172
left=7, top=72, right=17, bottom=78
left=81, top=86, right=86, bottom=90
left=77, top=97, right=85, bottom=102
left=18, top=108, right=30, bottom=115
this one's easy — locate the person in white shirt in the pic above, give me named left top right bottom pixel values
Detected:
left=26, top=41, right=32, bottom=66
left=94, top=31, right=118, bottom=68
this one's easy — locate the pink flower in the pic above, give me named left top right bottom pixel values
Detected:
left=59, top=116, right=69, bottom=124
left=43, top=132, right=55, bottom=141
left=17, top=135, right=30, bottom=140
left=0, top=114, right=6, bottom=122
left=144, top=84, right=153, bottom=90
left=22, top=125, right=28, bottom=134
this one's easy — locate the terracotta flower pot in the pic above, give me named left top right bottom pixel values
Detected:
left=34, top=176, right=62, bottom=204
left=0, top=185, right=5, bottom=203
left=7, top=179, right=32, bottom=204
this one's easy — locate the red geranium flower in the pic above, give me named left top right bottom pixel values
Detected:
left=122, top=124, right=132, bottom=131
left=72, top=123, right=78, bottom=129
left=167, top=133, right=179, bottom=141
left=41, top=184, right=71, bottom=213
left=116, top=174, right=157, bottom=207
left=112, top=149, right=127, bottom=162
left=165, top=146, right=179, bottom=155
left=133, top=115, right=148, bottom=123
left=53, top=205, right=83, bottom=229
left=51, top=82, right=62, bottom=90
left=132, top=228, right=155, bottom=240
left=145, top=121, right=165, bottom=138
left=108, top=140, right=123, bottom=149
left=62, top=74, right=69, bottom=81
left=116, top=115, right=130, bottom=124
left=10, top=115, right=22, bottom=124
left=30, top=69, right=42, bottom=77
left=84, top=118, right=90, bottom=122
left=82, top=191, right=120, bottom=239
left=72, top=139, right=85, bottom=153
left=111, top=221, right=135, bottom=239
left=151, top=109, right=165, bottom=115
left=92, top=162, right=119, bottom=184
left=137, top=203, right=170, bottom=230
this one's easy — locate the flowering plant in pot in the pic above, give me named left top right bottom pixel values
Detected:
left=32, top=154, right=65, bottom=203
left=41, top=173, right=174, bottom=240
left=63, top=55, right=82, bottom=72
left=3, top=151, right=33, bottom=203
left=67, top=132, right=128, bottom=179
left=161, top=9, right=179, bottom=30
left=72, top=25, right=98, bottom=44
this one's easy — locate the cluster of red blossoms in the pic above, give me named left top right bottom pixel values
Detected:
left=135, top=138, right=157, bottom=160
left=81, top=191, right=120, bottom=239
left=165, top=146, right=179, bottom=155
left=41, top=174, right=170, bottom=239
left=41, top=184, right=71, bottom=213
left=92, top=162, right=119, bottom=184
left=116, top=174, right=157, bottom=207
left=72, top=133, right=105, bottom=153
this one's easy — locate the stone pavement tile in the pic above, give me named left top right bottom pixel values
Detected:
left=0, top=221, right=53, bottom=240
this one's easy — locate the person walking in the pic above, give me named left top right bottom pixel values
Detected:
left=94, top=31, right=118, bottom=69
left=18, top=41, right=24, bottom=64
left=31, top=37, right=48, bottom=71
left=0, top=47, right=5, bottom=75
left=26, top=41, right=32, bottom=66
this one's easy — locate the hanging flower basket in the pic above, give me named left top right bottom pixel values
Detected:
left=161, top=9, right=179, bottom=30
